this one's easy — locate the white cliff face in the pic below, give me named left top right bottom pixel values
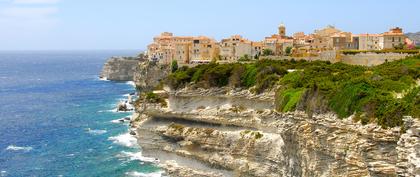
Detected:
left=100, top=57, right=139, bottom=81
left=133, top=88, right=420, bottom=177
left=397, top=117, right=420, bottom=177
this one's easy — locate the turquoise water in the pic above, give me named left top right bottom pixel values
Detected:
left=0, top=51, right=161, bottom=177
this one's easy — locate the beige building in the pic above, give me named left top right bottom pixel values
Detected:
left=356, top=34, right=384, bottom=50
left=189, top=36, right=219, bottom=63
left=331, top=32, right=358, bottom=50
left=262, top=24, right=294, bottom=55
left=147, top=32, right=219, bottom=65
left=383, top=27, right=406, bottom=49
left=251, top=42, right=263, bottom=59
left=310, top=25, right=342, bottom=50
left=220, top=35, right=252, bottom=61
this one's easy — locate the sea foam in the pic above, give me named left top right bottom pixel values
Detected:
left=126, top=81, right=135, bottom=87
left=125, top=171, right=163, bottom=177
left=99, top=77, right=109, bottom=81
left=108, top=133, right=138, bottom=148
left=86, top=128, right=107, bottom=135
left=6, top=145, right=33, bottom=152
left=117, top=151, right=159, bottom=163
left=1, top=170, right=6, bottom=177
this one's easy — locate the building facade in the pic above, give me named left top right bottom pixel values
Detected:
left=220, top=35, right=252, bottom=61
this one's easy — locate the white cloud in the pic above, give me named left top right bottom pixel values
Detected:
left=13, top=0, right=60, bottom=4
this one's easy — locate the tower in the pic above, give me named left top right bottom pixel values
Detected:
left=278, top=23, right=286, bottom=37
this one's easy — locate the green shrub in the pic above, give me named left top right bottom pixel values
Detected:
left=276, top=88, right=305, bottom=112
left=262, top=49, right=274, bottom=56
left=171, top=60, right=178, bottom=73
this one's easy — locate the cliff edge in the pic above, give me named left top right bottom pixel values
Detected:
left=100, top=57, right=140, bottom=81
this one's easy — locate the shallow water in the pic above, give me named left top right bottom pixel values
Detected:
left=0, top=51, right=161, bottom=177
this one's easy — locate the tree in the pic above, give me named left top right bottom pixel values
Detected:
left=394, top=43, right=405, bottom=50
left=285, top=47, right=292, bottom=56
left=262, top=49, right=274, bottom=56
left=171, top=60, right=178, bottom=73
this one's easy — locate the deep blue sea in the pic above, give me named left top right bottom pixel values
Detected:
left=0, top=51, right=161, bottom=177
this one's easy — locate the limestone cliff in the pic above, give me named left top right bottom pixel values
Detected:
left=133, top=60, right=169, bottom=91
left=100, top=57, right=140, bottom=81
left=131, top=87, right=420, bottom=177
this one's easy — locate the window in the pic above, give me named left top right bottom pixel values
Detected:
left=392, top=37, right=395, bottom=42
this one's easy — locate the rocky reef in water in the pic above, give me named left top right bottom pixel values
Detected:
left=127, top=61, right=420, bottom=177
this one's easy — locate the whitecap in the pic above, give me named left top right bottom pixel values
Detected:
left=126, top=81, right=136, bottom=87
left=117, top=151, right=159, bottom=163
left=110, top=119, right=122, bottom=124
left=125, top=171, right=164, bottom=177
left=86, top=128, right=107, bottom=135
left=99, top=77, right=109, bottom=81
left=110, top=117, right=131, bottom=124
left=108, top=133, right=138, bottom=148
left=6, top=145, right=33, bottom=152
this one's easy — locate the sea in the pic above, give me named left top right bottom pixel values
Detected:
left=0, top=51, right=162, bottom=177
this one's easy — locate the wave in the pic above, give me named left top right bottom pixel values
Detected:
left=110, top=117, right=131, bottom=124
left=99, top=77, right=109, bottom=81
left=126, top=81, right=135, bottom=87
left=125, top=171, right=164, bottom=177
left=86, top=128, right=107, bottom=135
left=6, top=145, right=33, bottom=152
left=117, top=151, right=159, bottom=163
left=108, top=133, right=138, bottom=148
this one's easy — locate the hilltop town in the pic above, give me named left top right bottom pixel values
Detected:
left=146, top=24, right=418, bottom=66
left=100, top=24, right=420, bottom=177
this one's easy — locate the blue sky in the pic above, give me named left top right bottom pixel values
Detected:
left=0, top=0, right=419, bottom=50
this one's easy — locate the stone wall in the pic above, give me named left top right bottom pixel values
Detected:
left=340, top=52, right=412, bottom=66
left=260, top=52, right=413, bottom=66
left=100, top=57, right=140, bottom=81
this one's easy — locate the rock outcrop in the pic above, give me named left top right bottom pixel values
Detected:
left=131, top=87, right=420, bottom=177
left=100, top=57, right=140, bottom=81
left=397, top=117, right=420, bottom=176
left=133, top=60, right=170, bottom=91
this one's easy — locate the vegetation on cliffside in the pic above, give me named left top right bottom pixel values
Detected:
left=166, top=56, right=420, bottom=128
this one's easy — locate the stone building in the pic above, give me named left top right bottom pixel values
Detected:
left=310, top=25, right=342, bottom=50
left=147, top=32, right=219, bottom=65
left=189, top=36, right=219, bottom=63
left=251, top=42, right=263, bottom=59
left=220, top=35, right=252, bottom=61
left=331, top=32, right=358, bottom=50
left=262, top=24, right=294, bottom=55
left=383, top=27, right=406, bottom=49
left=356, top=34, right=384, bottom=50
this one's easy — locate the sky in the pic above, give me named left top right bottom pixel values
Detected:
left=0, top=0, right=419, bottom=51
